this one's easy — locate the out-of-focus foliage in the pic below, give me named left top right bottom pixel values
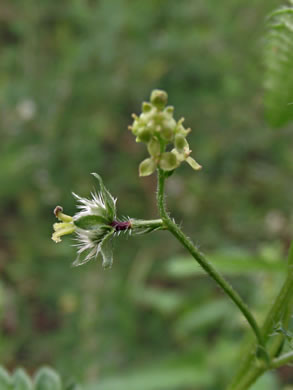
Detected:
left=264, top=3, right=293, bottom=127
left=1, top=0, right=293, bottom=389
left=0, top=365, right=81, bottom=390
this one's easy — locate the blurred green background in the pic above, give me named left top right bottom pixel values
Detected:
left=1, top=0, right=293, bottom=389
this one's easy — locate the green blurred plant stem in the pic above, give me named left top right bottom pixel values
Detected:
left=156, top=168, right=267, bottom=356
left=228, top=248, right=293, bottom=390
left=228, top=339, right=293, bottom=390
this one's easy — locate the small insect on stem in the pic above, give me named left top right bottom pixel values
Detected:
left=110, top=220, right=132, bottom=231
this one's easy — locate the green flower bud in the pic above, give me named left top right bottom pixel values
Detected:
left=158, top=117, right=176, bottom=141
left=139, top=158, right=157, bottom=176
left=130, top=119, right=140, bottom=136
left=186, top=156, right=202, bottom=170
left=171, top=148, right=185, bottom=162
left=165, top=105, right=174, bottom=115
left=150, top=89, right=168, bottom=110
left=160, top=125, right=174, bottom=141
left=176, top=118, right=191, bottom=137
left=137, top=127, right=152, bottom=143
left=139, top=112, right=151, bottom=123
left=142, top=102, right=152, bottom=113
left=174, top=134, right=188, bottom=153
left=164, top=116, right=177, bottom=128
left=147, top=138, right=161, bottom=157
left=159, top=152, right=179, bottom=171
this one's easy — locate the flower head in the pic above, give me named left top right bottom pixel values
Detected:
left=52, top=173, right=119, bottom=269
left=52, top=173, right=163, bottom=268
left=128, top=89, right=202, bottom=176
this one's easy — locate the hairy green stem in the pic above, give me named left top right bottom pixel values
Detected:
left=261, top=277, right=293, bottom=344
left=228, top=245, right=293, bottom=390
left=269, top=296, right=293, bottom=359
left=156, top=169, right=266, bottom=355
left=131, top=218, right=165, bottom=230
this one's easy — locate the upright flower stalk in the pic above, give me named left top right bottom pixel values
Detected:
left=52, top=89, right=293, bottom=389
left=156, top=168, right=268, bottom=359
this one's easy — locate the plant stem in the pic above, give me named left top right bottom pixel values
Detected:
left=269, top=295, right=293, bottom=359
left=156, top=168, right=267, bottom=354
left=131, top=218, right=165, bottom=230
left=231, top=365, right=266, bottom=390
left=271, top=351, right=293, bottom=369
left=231, top=347, right=293, bottom=390
left=228, top=244, right=293, bottom=389
left=230, top=349, right=293, bottom=390
left=261, top=276, right=293, bottom=344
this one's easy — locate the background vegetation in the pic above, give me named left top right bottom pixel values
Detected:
left=1, top=0, right=292, bottom=389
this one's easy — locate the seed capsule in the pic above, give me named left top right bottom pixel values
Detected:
left=159, top=152, right=179, bottom=171
left=147, top=138, right=161, bottom=157
left=139, top=158, right=157, bottom=176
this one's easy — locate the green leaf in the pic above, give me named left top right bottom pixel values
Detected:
left=134, top=286, right=185, bottom=315
left=264, top=5, right=293, bottom=127
left=0, top=367, right=12, bottom=389
left=91, top=173, right=116, bottom=220
left=13, top=369, right=33, bottom=390
left=84, top=360, right=212, bottom=390
left=74, top=215, right=109, bottom=230
left=34, top=367, right=62, bottom=390
left=165, top=252, right=286, bottom=278
left=100, top=231, right=115, bottom=269
left=173, top=299, right=233, bottom=337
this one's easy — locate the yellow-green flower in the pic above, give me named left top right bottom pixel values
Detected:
left=52, top=206, right=76, bottom=243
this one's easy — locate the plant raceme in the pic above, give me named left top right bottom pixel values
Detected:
left=51, top=90, right=201, bottom=269
left=129, top=90, right=201, bottom=176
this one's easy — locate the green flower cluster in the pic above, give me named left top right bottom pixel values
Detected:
left=129, top=89, right=202, bottom=176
